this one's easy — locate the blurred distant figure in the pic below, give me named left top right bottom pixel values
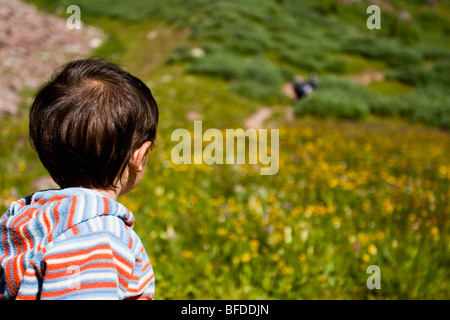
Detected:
left=292, top=73, right=318, bottom=100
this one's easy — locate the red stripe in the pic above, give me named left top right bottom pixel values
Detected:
left=17, top=208, right=39, bottom=252
left=16, top=293, right=37, bottom=300
left=45, top=243, right=111, bottom=260
left=67, top=196, right=77, bottom=229
left=48, top=201, right=61, bottom=244
left=103, top=197, right=109, bottom=216
left=48, top=196, right=67, bottom=202
left=4, top=260, right=18, bottom=295
left=9, top=212, right=29, bottom=256
left=46, top=255, right=115, bottom=271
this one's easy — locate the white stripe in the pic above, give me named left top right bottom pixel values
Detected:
left=113, top=257, right=133, bottom=275
left=43, top=272, right=118, bottom=291
left=16, top=286, right=39, bottom=295
left=46, top=248, right=112, bottom=265
left=19, top=223, right=31, bottom=252
left=74, top=195, right=85, bottom=226
left=92, top=196, right=98, bottom=219
left=38, top=206, right=51, bottom=235
left=16, top=252, right=25, bottom=279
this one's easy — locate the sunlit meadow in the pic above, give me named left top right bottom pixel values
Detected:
left=1, top=0, right=449, bottom=299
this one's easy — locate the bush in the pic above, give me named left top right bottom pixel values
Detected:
left=188, top=50, right=284, bottom=102
left=188, top=51, right=283, bottom=85
left=390, top=90, right=450, bottom=129
left=294, top=76, right=377, bottom=120
left=387, top=57, right=450, bottom=88
left=295, top=89, right=369, bottom=120
left=344, top=36, right=423, bottom=67
left=230, top=80, right=283, bottom=102
left=386, top=65, right=431, bottom=86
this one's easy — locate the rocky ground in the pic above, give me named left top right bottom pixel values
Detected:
left=0, top=0, right=103, bottom=117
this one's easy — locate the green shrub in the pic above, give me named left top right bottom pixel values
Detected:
left=188, top=51, right=282, bottom=84
left=295, top=89, right=369, bottom=120
left=294, top=76, right=377, bottom=120
left=344, top=36, right=423, bottom=67
left=386, top=66, right=431, bottom=86
left=387, top=57, right=450, bottom=88
left=230, top=80, right=283, bottom=102
left=187, top=51, right=243, bottom=80
left=188, top=50, right=284, bottom=102
left=279, top=48, right=326, bottom=72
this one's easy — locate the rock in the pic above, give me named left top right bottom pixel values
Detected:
left=0, top=0, right=104, bottom=118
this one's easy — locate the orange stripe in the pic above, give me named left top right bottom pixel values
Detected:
left=48, top=201, right=61, bottom=243
left=45, top=243, right=111, bottom=260
left=67, top=196, right=77, bottom=229
left=112, top=251, right=134, bottom=271
left=103, top=197, right=109, bottom=216
left=16, top=293, right=37, bottom=300
left=46, top=255, right=117, bottom=272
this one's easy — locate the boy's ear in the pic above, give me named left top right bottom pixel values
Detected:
left=130, top=141, right=152, bottom=172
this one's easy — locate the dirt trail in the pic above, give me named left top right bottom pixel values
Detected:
left=244, top=107, right=274, bottom=129
left=244, top=105, right=295, bottom=129
left=347, top=69, right=385, bottom=85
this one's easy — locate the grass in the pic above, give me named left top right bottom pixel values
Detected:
left=1, top=0, right=449, bottom=299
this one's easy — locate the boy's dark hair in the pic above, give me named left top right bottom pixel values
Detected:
left=29, top=58, right=159, bottom=189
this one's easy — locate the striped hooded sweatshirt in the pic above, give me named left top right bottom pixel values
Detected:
left=0, top=188, right=155, bottom=300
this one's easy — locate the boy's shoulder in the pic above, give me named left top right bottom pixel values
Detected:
left=44, top=187, right=143, bottom=252
left=2, top=187, right=140, bottom=256
left=50, top=213, right=144, bottom=256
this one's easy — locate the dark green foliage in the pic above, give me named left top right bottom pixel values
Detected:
left=294, top=76, right=376, bottom=120
left=188, top=50, right=284, bottom=102
left=343, top=36, right=423, bottom=67
left=387, top=57, right=450, bottom=88
left=27, top=0, right=450, bottom=127
left=296, top=76, right=450, bottom=128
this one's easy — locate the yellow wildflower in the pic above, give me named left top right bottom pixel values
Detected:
left=430, top=226, right=439, bottom=237
left=217, top=228, right=228, bottom=236
left=241, top=253, right=252, bottom=263
left=181, top=250, right=193, bottom=259
left=250, top=239, right=260, bottom=251
left=17, top=161, right=26, bottom=172
left=368, top=244, right=377, bottom=256
left=281, top=265, right=294, bottom=275
left=362, top=254, right=370, bottom=262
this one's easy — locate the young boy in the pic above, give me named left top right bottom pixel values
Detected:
left=0, top=58, right=158, bottom=300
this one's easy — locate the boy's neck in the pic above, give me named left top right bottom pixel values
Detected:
left=92, top=188, right=120, bottom=201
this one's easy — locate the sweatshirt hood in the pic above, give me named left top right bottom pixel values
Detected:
left=0, top=187, right=135, bottom=299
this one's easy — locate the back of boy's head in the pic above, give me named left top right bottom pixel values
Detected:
left=29, top=58, right=159, bottom=190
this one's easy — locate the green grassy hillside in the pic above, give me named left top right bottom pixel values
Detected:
left=31, top=0, right=450, bottom=127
